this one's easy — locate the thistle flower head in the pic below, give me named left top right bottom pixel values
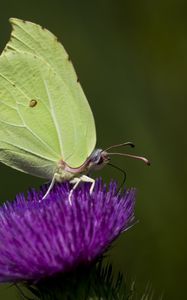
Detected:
left=0, top=180, right=136, bottom=283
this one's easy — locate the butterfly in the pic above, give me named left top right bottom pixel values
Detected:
left=0, top=18, right=149, bottom=200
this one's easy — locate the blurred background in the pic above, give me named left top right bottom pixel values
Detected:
left=0, top=0, right=186, bottom=299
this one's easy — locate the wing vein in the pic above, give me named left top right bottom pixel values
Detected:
left=43, top=79, right=64, bottom=156
left=0, top=120, right=24, bottom=127
left=0, top=100, right=17, bottom=110
left=12, top=22, right=44, bottom=51
left=11, top=33, right=36, bottom=52
left=0, top=141, right=56, bottom=162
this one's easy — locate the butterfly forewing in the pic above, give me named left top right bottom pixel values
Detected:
left=6, top=18, right=96, bottom=165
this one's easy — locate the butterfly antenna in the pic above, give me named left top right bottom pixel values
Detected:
left=104, top=142, right=135, bottom=152
left=108, top=163, right=126, bottom=193
left=108, top=152, right=150, bottom=165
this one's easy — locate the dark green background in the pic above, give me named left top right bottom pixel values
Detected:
left=0, top=1, right=186, bottom=299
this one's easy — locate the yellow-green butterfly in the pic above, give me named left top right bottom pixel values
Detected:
left=0, top=18, right=149, bottom=200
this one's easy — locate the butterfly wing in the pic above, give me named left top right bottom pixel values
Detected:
left=0, top=19, right=96, bottom=178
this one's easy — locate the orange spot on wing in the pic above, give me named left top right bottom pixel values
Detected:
left=29, top=99, right=38, bottom=108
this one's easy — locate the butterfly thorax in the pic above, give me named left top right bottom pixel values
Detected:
left=56, top=149, right=110, bottom=182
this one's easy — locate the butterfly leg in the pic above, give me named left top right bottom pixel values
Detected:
left=80, top=175, right=95, bottom=194
left=42, top=173, right=58, bottom=200
left=69, top=177, right=82, bottom=204
left=69, top=175, right=95, bottom=203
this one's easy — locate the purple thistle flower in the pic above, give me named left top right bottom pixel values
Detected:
left=0, top=179, right=136, bottom=283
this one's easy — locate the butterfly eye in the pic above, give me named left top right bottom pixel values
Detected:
left=89, top=149, right=103, bottom=165
left=90, top=155, right=98, bottom=164
left=29, top=99, right=38, bottom=108
left=93, top=156, right=100, bottom=164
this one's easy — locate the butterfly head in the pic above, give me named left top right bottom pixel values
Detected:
left=87, top=149, right=110, bottom=172
left=87, top=142, right=150, bottom=173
